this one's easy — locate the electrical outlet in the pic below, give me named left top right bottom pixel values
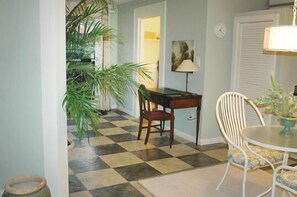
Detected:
left=188, top=116, right=194, bottom=120
left=187, top=113, right=196, bottom=120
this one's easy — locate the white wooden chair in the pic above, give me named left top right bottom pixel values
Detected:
left=272, top=165, right=297, bottom=196
left=216, top=92, right=284, bottom=197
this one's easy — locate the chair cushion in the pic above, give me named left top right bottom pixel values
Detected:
left=276, top=170, right=297, bottom=191
left=228, top=145, right=283, bottom=169
left=144, top=110, right=172, bottom=120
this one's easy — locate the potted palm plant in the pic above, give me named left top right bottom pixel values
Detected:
left=64, top=0, right=150, bottom=149
left=251, top=75, right=297, bottom=135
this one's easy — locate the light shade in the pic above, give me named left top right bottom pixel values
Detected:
left=263, top=25, right=297, bottom=52
left=176, top=59, right=199, bottom=92
left=176, top=59, right=199, bottom=72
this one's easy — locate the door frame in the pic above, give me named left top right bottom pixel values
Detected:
left=132, top=1, right=166, bottom=117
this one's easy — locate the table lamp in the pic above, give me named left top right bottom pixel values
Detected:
left=176, top=59, right=199, bottom=92
left=263, top=0, right=297, bottom=52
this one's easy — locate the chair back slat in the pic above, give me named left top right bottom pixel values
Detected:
left=216, top=92, right=265, bottom=149
left=138, top=84, right=151, bottom=114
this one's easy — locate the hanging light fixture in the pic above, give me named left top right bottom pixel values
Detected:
left=263, top=0, right=297, bottom=52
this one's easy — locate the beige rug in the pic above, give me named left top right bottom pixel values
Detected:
left=139, top=164, right=287, bottom=197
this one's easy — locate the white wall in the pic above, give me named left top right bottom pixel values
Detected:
left=0, top=0, right=68, bottom=196
left=40, top=0, right=68, bottom=196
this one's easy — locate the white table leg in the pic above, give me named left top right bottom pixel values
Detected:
left=279, top=152, right=289, bottom=197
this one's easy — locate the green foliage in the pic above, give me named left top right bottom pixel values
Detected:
left=66, top=0, right=112, bottom=59
left=251, top=75, right=297, bottom=118
left=63, top=0, right=151, bottom=141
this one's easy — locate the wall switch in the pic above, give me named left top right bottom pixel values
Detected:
left=196, top=56, right=201, bottom=66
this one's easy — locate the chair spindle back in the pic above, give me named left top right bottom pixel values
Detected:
left=138, top=84, right=151, bottom=114
left=216, top=92, right=265, bottom=149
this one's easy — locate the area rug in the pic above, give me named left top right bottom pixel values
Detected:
left=138, top=164, right=286, bottom=197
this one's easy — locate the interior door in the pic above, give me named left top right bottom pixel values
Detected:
left=230, top=12, right=279, bottom=125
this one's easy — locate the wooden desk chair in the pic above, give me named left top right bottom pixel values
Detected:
left=137, top=84, right=175, bottom=148
left=216, top=92, right=284, bottom=197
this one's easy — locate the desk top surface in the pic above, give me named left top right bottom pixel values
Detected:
left=148, top=88, right=182, bottom=95
left=241, top=125, right=297, bottom=152
left=147, top=87, right=201, bottom=97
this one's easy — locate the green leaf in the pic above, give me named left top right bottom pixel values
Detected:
left=250, top=74, right=297, bottom=118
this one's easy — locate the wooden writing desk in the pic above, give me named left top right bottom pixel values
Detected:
left=147, top=88, right=202, bottom=145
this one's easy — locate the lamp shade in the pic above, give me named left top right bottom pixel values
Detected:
left=176, top=59, right=199, bottom=72
left=263, top=25, right=297, bottom=52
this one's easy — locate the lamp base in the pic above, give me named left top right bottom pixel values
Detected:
left=182, top=92, right=192, bottom=96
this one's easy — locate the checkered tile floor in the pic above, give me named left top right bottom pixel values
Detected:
left=68, top=109, right=229, bottom=196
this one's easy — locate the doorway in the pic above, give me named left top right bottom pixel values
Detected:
left=133, top=1, right=166, bottom=117
left=139, top=16, right=160, bottom=89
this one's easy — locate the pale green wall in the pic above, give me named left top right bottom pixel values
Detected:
left=0, top=0, right=74, bottom=195
left=202, top=0, right=269, bottom=140
left=117, top=0, right=162, bottom=112
left=117, top=0, right=269, bottom=143
left=117, top=0, right=206, bottom=134
left=0, top=0, right=44, bottom=188
left=164, top=0, right=207, bottom=138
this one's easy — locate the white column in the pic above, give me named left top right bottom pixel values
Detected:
left=40, top=0, right=68, bottom=196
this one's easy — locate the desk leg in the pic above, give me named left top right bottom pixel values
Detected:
left=196, top=106, right=201, bottom=145
left=170, top=108, right=174, bottom=148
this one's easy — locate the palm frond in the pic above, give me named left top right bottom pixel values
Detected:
left=64, top=0, right=151, bottom=141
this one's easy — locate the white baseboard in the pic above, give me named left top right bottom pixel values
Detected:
left=113, top=108, right=226, bottom=146
left=174, top=129, right=226, bottom=145
left=174, top=130, right=196, bottom=143
left=110, top=104, right=117, bottom=109
left=117, top=106, right=134, bottom=117
left=198, top=136, right=226, bottom=145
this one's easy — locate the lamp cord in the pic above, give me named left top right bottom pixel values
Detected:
left=293, top=0, right=297, bottom=25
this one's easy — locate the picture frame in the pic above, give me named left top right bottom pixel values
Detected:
left=171, top=40, right=195, bottom=71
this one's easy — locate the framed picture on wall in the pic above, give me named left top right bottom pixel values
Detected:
left=171, top=40, right=194, bottom=71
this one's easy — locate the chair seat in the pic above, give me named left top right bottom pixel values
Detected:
left=144, top=110, right=172, bottom=120
left=228, top=145, right=283, bottom=169
left=276, top=170, right=297, bottom=191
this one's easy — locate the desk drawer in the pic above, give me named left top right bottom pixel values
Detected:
left=149, top=94, right=171, bottom=107
left=171, top=97, right=201, bottom=108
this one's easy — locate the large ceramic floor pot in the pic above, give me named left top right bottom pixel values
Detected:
left=2, top=175, right=51, bottom=197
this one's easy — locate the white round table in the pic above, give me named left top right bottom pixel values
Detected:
left=241, top=125, right=297, bottom=153
left=242, top=125, right=297, bottom=196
